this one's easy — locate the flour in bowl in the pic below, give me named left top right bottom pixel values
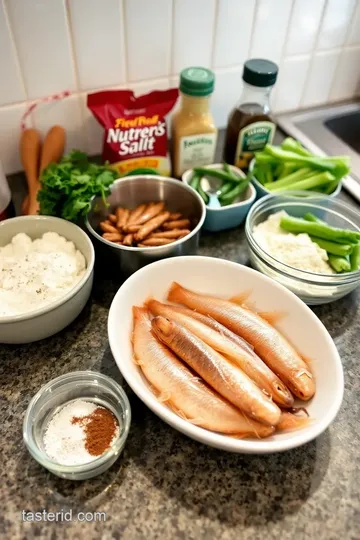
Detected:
left=253, top=211, right=334, bottom=274
left=0, top=232, right=86, bottom=316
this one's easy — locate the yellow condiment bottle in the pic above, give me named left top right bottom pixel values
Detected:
left=172, top=67, right=217, bottom=177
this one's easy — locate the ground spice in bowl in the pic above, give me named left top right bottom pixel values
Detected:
left=72, top=406, right=118, bottom=457
left=43, top=400, right=120, bottom=466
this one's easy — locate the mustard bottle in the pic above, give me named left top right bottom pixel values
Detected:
left=172, top=67, right=217, bottom=177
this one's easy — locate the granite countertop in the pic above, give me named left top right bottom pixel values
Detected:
left=1, top=132, right=360, bottom=540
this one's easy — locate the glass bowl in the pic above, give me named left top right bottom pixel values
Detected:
left=245, top=192, right=360, bottom=305
left=23, top=371, right=131, bottom=480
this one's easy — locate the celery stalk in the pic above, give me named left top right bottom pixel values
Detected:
left=272, top=172, right=334, bottom=192
left=264, top=167, right=312, bottom=191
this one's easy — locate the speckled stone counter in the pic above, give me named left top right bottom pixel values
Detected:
left=1, top=138, right=360, bottom=539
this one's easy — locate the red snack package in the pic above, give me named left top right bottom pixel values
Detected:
left=87, top=89, right=178, bottom=176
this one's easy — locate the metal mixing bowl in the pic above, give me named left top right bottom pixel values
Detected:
left=85, top=175, right=206, bottom=276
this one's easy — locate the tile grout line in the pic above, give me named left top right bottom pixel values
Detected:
left=248, top=0, right=259, bottom=58
left=64, top=0, right=88, bottom=151
left=210, top=0, right=219, bottom=69
left=169, top=0, right=175, bottom=79
left=64, top=0, right=81, bottom=92
left=2, top=0, right=31, bottom=120
left=298, top=0, right=329, bottom=108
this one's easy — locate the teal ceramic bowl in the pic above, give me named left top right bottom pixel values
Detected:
left=249, top=159, right=342, bottom=200
left=182, top=164, right=256, bottom=232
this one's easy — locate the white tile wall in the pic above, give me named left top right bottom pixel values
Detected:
left=317, top=0, right=357, bottom=51
left=285, top=0, right=326, bottom=56
left=250, top=0, right=293, bottom=64
left=1, top=0, right=360, bottom=174
left=213, top=0, right=256, bottom=68
left=330, top=46, right=360, bottom=101
left=68, top=0, right=126, bottom=90
left=274, top=56, right=310, bottom=112
left=301, top=50, right=340, bottom=107
left=6, top=0, right=76, bottom=100
left=172, top=0, right=216, bottom=72
left=0, top=1, right=26, bottom=105
left=124, top=0, right=172, bottom=81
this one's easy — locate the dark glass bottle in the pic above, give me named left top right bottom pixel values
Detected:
left=224, top=59, right=278, bottom=171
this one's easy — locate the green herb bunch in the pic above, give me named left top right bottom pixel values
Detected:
left=37, top=150, right=117, bottom=222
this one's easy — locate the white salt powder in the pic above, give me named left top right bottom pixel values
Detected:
left=43, top=400, right=115, bottom=466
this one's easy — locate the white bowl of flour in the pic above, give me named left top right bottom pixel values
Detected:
left=0, top=216, right=94, bottom=343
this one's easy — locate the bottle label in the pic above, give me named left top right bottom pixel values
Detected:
left=178, top=133, right=217, bottom=175
left=235, top=121, right=275, bottom=169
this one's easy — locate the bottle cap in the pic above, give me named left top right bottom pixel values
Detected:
left=180, top=67, right=215, bottom=97
left=242, top=59, right=278, bottom=87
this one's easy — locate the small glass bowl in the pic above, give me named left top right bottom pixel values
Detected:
left=23, top=371, right=131, bottom=480
left=245, top=192, right=360, bottom=305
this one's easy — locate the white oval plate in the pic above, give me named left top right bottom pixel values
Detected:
left=108, top=256, right=343, bottom=454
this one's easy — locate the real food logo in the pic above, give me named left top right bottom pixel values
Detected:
left=107, top=115, right=166, bottom=155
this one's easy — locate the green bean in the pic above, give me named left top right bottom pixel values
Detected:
left=220, top=180, right=249, bottom=206
left=223, top=161, right=243, bottom=181
left=280, top=215, right=360, bottom=244
left=193, top=167, right=235, bottom=183
left=328, top=254, right=351, bottom=273
left=197, top=184, right=209, bottom=204
left=310, top=237, right=353, bottom=256
left=223, top=162, right=231, bottom=174
left=219, top=182, right=233, bottom=196
left=189, top=173, right=201, bottom=190
left=350, top=243, right=360, bottom=271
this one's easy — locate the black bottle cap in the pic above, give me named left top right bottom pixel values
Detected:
left=242, top=59, right=278, bottom=87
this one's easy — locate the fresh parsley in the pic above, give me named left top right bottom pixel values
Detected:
left=37, top=150, right=117, bottom=222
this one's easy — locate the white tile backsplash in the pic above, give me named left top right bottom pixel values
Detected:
left=0, top=1, right=26, bottom=105
left=250, top=0, right=293, bottom=64
left=1, top=0, right=360, bottom=174
left=68, top=0, right=126, bottom=90
left=302, top=50, right=340, bottom=107
left=212, top=67, right=243, bottom=128
left=6, top=0, right=76, bottom=100
left=0, top=103, right=28, bottom=173
left=124, top=0, right=172, bottom=81
left=213, top=0, right=256, bottom=68
left=330, top=46, right=360, bottom=101
left=317, top=0, right=357, bottom=51
left=172, top=0, right=216, bottom=72
left=286, top=0, right=326, bottom=56
left=347, top=1, right=360, bottom=45
left=32, top=94, right=87, bottom=154
left=274, top=56, right=310, bottom=113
